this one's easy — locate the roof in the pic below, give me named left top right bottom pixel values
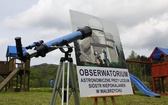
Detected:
left=6, top=46, right=27, bottom=57
left=150, top=47, right=168, bottom=60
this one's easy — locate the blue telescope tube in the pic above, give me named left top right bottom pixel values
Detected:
left=26, top=32, right=82, bottom=50
left=35, top=26, right=92, bottom=57
left=45, top=31, right=82, bottom=48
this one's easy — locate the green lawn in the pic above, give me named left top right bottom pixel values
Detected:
left=0, top=88, right=168, bottom=105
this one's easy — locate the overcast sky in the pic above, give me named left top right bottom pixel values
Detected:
left=1, top=0, right=168, bottom=65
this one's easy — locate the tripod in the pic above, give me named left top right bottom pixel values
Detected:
left=50, top=44, right=80, bottom=105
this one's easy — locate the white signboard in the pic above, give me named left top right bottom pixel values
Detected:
left=70, top=10, right=133, bottom=97
left=77, top=66, right=132, bottom=97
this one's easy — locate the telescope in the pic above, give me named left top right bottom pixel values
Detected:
left=15, top=26, right=92, bottom=61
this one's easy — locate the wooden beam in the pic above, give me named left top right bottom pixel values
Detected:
left=126, top=60, right=152, bottom=64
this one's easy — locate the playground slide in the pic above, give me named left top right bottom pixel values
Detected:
left=0, top=69, right=20, bottom=91
left=129, top=73, right=160, bottom=97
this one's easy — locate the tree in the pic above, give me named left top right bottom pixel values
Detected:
left=127, top=50, right=138, bottom=60
left=126, top=51, right=152, bottom=89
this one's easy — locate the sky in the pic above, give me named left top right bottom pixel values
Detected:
left=0, top=0, right=168, bottom=65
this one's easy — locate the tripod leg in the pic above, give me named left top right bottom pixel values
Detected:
left=66, top=62, right=70, bottom=105
left=50, top=62, right=63, bottom=105
left=69, top=62, right=80, bottom=105
left=61, top=62, right=65, bottom=105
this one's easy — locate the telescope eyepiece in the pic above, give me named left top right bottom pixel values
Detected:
left=15, top=37, right=23, bottom=57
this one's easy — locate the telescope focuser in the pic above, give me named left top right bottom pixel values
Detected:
left=26, top=40, right=44, bottom=49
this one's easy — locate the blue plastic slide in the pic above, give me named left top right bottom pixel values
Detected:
left=129, top=73, right=160, bottom=97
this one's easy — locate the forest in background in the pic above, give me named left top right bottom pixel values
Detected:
left=30, top=63, right=77, bottom=88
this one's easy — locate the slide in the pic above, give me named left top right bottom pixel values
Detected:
left=0, top=69, right=20, bottom=91
left=129, top=73, right=160, bottom=97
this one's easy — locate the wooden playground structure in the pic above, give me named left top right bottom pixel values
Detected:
left=150, top=47, right=168, bottom=94
left=0, top=46, right=30, bottom=92
left=127, top=47, right=168, bottom=95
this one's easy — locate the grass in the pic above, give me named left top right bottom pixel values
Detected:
left=0, top=88, right=168, bottom=105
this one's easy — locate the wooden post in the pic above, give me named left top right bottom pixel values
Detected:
left=161, top=77, right=165, bottom=93
left=27, top=71, right=30, bottom=91
left=102, top=97, right=107, bottom=105
left=90, top=95, right=119, bottom=105
left=23, top=62, right=26, bottom=90
left=111, top=97, right=116, bottom=105
left=152, top=77, right=156, bottom=92
left=94, top=98, right=98, bottom=105
left=166, top=77, right=168, bottom=93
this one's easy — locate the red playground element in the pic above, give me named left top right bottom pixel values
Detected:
left=150, top=47, right=168, bottom=93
